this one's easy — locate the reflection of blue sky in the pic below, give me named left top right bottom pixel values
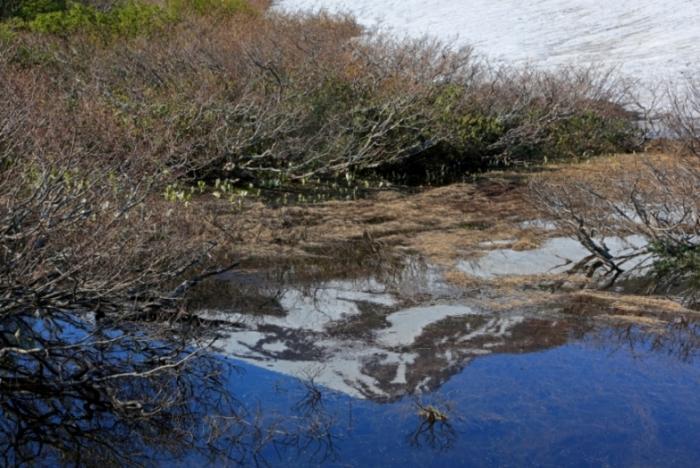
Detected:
left=11, top=314, right=698, bottom=465
left=222, top=332, right=700, bottom=467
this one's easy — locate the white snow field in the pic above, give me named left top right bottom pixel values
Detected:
left=275, top=0, right=700, bottom=86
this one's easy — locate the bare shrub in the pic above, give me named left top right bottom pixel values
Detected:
left=530, top=77, right=700, bottom=302
left=0, top=64, right=249, bottom=464
left=531, top=156, right=700, bottom=303
left=668, top=78, right=700, bottom=158
left=1, top=8, right=642, bottom=186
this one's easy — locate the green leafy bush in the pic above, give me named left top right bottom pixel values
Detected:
left=1, top=0, right=66, bottom=21
left=544, top=110, right=639, bottom=160
left=2, top=0, right=257, bottom=37
left=27, top=1, right=173, bottom=36
left=167, top=0, right=256, bottom=17
left=650, top=240, right=700, bottom=290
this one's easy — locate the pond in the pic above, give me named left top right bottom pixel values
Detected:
left=194, top=261, right=700, bottom=466
left=221, top=328, right=700, bottom=466
left=4, top=236, right=697, bottom=466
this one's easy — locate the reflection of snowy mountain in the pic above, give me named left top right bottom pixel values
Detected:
left=208, top=279, right=576, bottom=401
left=277, top=0, right=700, bottom=87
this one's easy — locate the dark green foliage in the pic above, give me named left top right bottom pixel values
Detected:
left=545, top=110, right=638, bottom=160
left=1, top=0, right=66, bottom=21
left=650, top=240, right=700, bottom=290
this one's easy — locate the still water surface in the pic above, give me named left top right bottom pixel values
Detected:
left=220, top=324, right=700, bottom=466
left=200, top=263, right=700, bottom=467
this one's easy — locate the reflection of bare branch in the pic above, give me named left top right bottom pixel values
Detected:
left=261, top=373, right=341, bottom=466
left=294, top=370, right=325, bottom=416
left=0, top=71, right=248, bottom=465
left=583, top=319, right=699, bottom=363
left=408, top=419, right=457, bottom=452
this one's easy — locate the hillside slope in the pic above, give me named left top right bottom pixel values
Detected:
left=277, top=0, right=700, bottom=86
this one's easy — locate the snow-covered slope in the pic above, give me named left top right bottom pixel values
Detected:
left=276, top=0, right=700, bottom=85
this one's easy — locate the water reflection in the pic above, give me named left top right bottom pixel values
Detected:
left=459, top=235, right=651, bottom=278
left=0, top=318, right=236, bottom=466
left=225, top=316, right=700, bottom=467
left=408, top=415, right=456, bottom=451
left=3, top=306, right=698, bottom=465
left=199, top=262, right=698, bottom=407
left=408, top=400, right=458, bottom=451
left=4, top=255, right=699, bottom=465
left=581, top=320, right=699, bottom=363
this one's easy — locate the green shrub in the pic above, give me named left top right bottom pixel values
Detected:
left=166, top=0, right=256, bottom=17
left=28, top=3, right=100, bottom=34
left=650, top=240, right=700, bottom=290
left=1, top=0, right=66, bottom=21
left=390, top=84, right=501, bottom=178
left=108, top=1, right=173, bottom=35
left=0, top=21, right=18, bottom=41
left=3, top=0, right=256, bottom=37
left=27, top=1, right=173, bottom=36
left=445, top=114, right=505, bottom=161
left=545, top=110, right=638, bottom=160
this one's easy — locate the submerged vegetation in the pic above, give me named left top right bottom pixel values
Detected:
left=0, top=0, right=699, bottom=464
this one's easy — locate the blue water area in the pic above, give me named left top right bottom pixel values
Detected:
left=223, top=329, right=700, bottom=467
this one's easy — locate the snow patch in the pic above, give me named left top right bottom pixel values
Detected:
left=276, top=0, right=700, bottom=92
left=376, top=304, right=479, bottom=348
left=459, top=235, right=650, bottom=278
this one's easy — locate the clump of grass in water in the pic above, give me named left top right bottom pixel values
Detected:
left=410, top=400, right=457, bottom=450
left=416, top=402, right=448, bottom=424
